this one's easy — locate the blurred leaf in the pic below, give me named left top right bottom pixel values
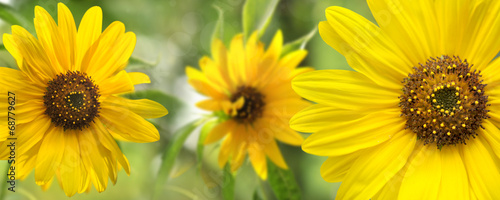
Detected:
left=211, top=5, right=224, bottom=44
left=222, top=164, right=235, bottom=200
left=267, top=161, right=301, bottom=200
left=242, top=0, right=279, bottom=39
left=0, top=44, right=5, bottom=51
left=197, top=120, right=218, bottom=171
left=123, top=90, right=183, bottom=124
left=281, top=27, right=317, bottom=57
left=253, top=190, right=264, bottom=200
left=153, top=119, right=202, bottom=200
left=126, top=56, right=159, bottom=70
left=0, top=4, right=23, bottom=26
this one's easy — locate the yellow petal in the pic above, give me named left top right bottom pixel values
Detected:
left=248, top=143, right=267, bottom=180
left=81, top=22, right=135, bottom=82
left=34, top=6, right=67, bottom=73
left=290, top=104, right=365, bottom=133
left=14, top=100, right=45, bottom=124
left=398, top=144, right=441, bottom=199
left=2, top=34, right=23, bottom=68
left=35, top=126, right=65, bottom=185
left=102, top=96, right=168, bottom=119
left=196, top=99, right=225, bottom=111
left=461, top=134, right=500, bottom=199
left=321, top=151, right=361, bottom=182
left=59, top=131, right=82, bottom=197
left=264, top=140, right=288, bottom=170
left=78, top=125, right=108, bottom=192
left=462, top=1, right=500, bottom=70
left=292, top=70, right=399, bottom=110
left=128, top=72, right=150, bottom=85
left=17, top=115, right=51, bottom=156
left=227, top=34, right=246, bottom=85
left=480, top=120, right=500, bottom=160
left=437, top=146, right=469, bottom=200
left=76, top=6, right=102, bottom=71
left=99, top=104, right=160, bottom=143
left=337, top=132, right=416, bottom=199
left=218, top=133, right=234, bottom=168
left=204, top=120, right=235, bottom=144
left=302, top=110, right=404, bottom=156
left=367, top=0, right=438, bottom=64
left=92, top=119, right=130, bottom=175
left=57, top=3, right=77, bottom=71
left=319, top=8, right=411, bottom=89
left=11, top=25, right=55, bottom=83
left=255, top=116, right=303, bottom=146
left=99, top=70, right=134, bottom=95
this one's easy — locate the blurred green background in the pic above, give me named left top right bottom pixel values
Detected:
left=0, top=0, right=375, bottom=199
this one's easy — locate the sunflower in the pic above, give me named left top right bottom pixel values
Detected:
left=0, top=3, right=167, bottom=196
left=187, top=31, right=312, bottom=179
left=291, top=0, right=500, bottom=199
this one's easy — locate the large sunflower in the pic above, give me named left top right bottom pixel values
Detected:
left=0, top=3, right=168, bottom=196
left=187, top=31, right=312, bottom=179
left=291, top=0, right=500, bottom=199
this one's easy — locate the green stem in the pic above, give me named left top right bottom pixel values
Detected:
left=152, top=117, right=211, bottom=200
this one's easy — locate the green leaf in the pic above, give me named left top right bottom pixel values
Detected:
left=281, top=27, right=317, bottom=57
left=253, top=190, right=264, bottom=200
left=197, top=120, right=218, bottom=171
left=211, top=5, right=224, bottom=44
left=242, top=0, right=280, bottom=39
left=222, top=164, right=235, bottom=200
left=126, top=56, right=160, bottom=70
left=0, top=3, right=22, bottom=26
left=153, top=119, right=204, bottom=200
left=267, top=160, right=301, bottom=200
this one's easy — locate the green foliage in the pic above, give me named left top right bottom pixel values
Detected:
left=268, top=161, right=301, bottom=200
left=211, top=5, right=224, bottom=44
left=242, top=0, right=279, bottom=39
left=153, top=119, right=201, bottom=200
left=0, top=3, right=25, bottom=26
left=281, top=27, right=317, bottom=57
left=126, top=56, right=159, bottom=70
left=197, top=120, right=218, bottom=171
left=223, top=164, right=235, bottom=200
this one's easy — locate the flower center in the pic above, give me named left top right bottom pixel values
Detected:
left=230, top=86, right=265, bottom=123
left=399, top=56, right=489, bottom=148
left=43, top=71, right=100, bottom=130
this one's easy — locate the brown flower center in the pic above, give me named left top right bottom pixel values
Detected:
left=43, top=71, right=100, bottom=130
left=399, top=56, right=489, bottom=149
left=230, top=86, right=265, bottom=124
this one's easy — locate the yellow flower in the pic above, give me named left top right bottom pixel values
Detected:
left=291, top=1, right=500, bottom=199
left=187, top=31, right=312, bottom=179
left=0, top=3, right=167, bottom=196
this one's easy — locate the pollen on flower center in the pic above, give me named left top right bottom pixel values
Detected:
left=399, top=55, right=489, bottom=148
left=43, top=71, right=100, bottom=131
left=230, top=86, right=265, bottom=124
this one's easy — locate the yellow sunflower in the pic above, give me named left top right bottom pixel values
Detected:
left=187, top=31, right=312, bottom=179
left=0, top=3, right=167, bottom=196
left=291, top=0, right=500, bottom=199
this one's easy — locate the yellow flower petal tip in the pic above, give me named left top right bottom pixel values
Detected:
left=0, top=3, right=166, bottom=196
left=187, top=30, right=312, bottom=179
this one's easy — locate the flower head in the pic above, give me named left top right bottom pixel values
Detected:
left=0, top=3, right=167, bottom=196
left=187, top=31, right=312, bottom=179
left=291, top=0, right=500, bottom=199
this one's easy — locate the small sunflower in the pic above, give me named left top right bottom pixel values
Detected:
left=0, top=3, right=167, bottom=196
left=291, top=0, right=500, bottom=199
left=187, top=31, right=312, bottom=179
